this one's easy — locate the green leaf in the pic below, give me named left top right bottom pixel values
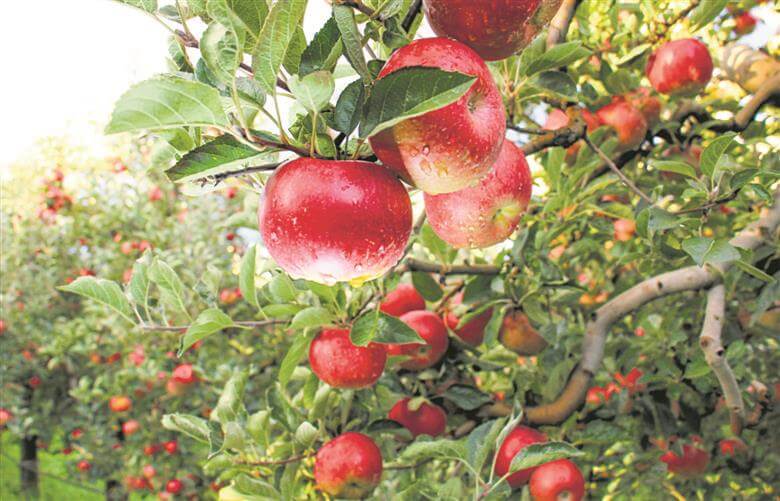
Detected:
left=252, top=0, right=308, bottom=93
left=288, top=71, right=335, bottom=112
left=179, top=308, right=235, bottom=355
left=420, top=223, right=451, bottom=259
left=332, top=5, right=371, bottom=83
left=166, top=135, right=276, bottom=183
left=682, top=237, right=712, bottom=266
left=359, top=67, right=476, bottom=138
left=333, top=79, right=365, bottom=135
left=268, top=274, right=298, bottom=303
left=213, top=369, right=248, bottom=424
left=531, top=71, right=578, bottom=100
left=651, top=160, right=697, bottom=179
left=700, top=133, right=737, bottom=178
left=411, top=273, right=442, bottom=302
left=467, top=418, right=505, bottom=473
left=443, top=385, right=492, bottom=411
left=128, top=258, right=151, bottom=308
left=239, top=245, right=259, bottom=309
left=207, top=0, right=268, bottom=45
left=735, top=260, right=775, bottom=283
left=646, top=207, right=679, bottom=233
left=508, top=442, right=584, bottom=473
left=283, top=27, right=308, bottom=75
left=105, top=75, right=229, bottom=134
left=299, top=17, right=343, bottom=76
left=59, top=277, right=134, bottom=324
left=115, top=0, right=157, bottom=13
left=234, top=474, right=280, bottom=498
left=682, top=237, right=740, bottom=266
left=162, top=413, right=210, bottom=443
left=201, top=22, right=242, bottom=85
left=148, top=259, right=189, bottom=315
left=689, top=0, right=728, bottom=31
left=350, top=310, right=425, bottom=346
left=685, top=357, right=711, bottom=379
left=290, top=307, right=332, bottom=330
left=400, top=437, right=466, bottom=461
left=279, top=330, right=316, bottom=387
left=523, top=42, right=591, bottom=76
left=482, top=305, right=507, bottom=348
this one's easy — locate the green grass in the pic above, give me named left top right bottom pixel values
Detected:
left=0, top=433, right=104, bottom=500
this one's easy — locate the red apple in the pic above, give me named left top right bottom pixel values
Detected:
left=624, top=87, right=662, bottom=127
left=613, top=218, right=636, bottom=242
left=163, top=440, right=178, bottom=454
left=543, top=108, right=602, bottom=159
left=595, top=99, right=648, bottom=150
left=369, top=38, right=505, bottom=194
left=314, top=432, right=383, bottom=499
left=444, top=291, right=492, bottom=346
left=259, top=159, right=412, bottom=284
left=528, top=459, right=585, bottom=501
left=144, top=444, right=160, bottom=456
left=424, top=141, right=532, bottom=248
left=660, top=438, right=710, bottom=476
left=388, top=398, right=447, bottom=437
left=0, top=319, right=7, bottom=334
left=494, top=426, right=547, bottom=489
left=386, top=311, right=449, bottom=370
left=143, top=465, right=157, bottom=479
left=172, top=364, right=196, bottom=385
left=77, top=460, right=91, bottom=472
left=499, top=309, right=548, bottom=355
left=71, top=428, right=83, bottom=439
left=380, top=284, right=426, bottom=317
left=28, top=375, right=41, bottom=389
left=586, top=386, right=610, bottom=406
left=148, top=186, right=163, bottom=202
left=166, top=378, right=188, bottom=396
left=122, top=420, right=140, bottom=436
left=165, top=479, right=182, bottom=494
left=646, top=39, right=713, bottom=96
left=734, top=12, right=757, bottom=35
left=719, top=438, right=748, bottom=457
left=423, top=0, right=564, bottom=61
left=0, top=408, right=12, bottom=426
left=109, top=396, right=132, bottom=413
left=309, top=329, right=387, bottom=389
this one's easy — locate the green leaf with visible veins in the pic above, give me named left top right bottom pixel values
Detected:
left=508, top=442, right=584, bottom=473
left=350, top=310, right=425, bottom=346
left=333, top=5, right=371, bottom=83
left=207, top=0, right=268, bottom=44
left=179, top=308, right=235, bottom=355
left=252, top=0, right=308, bottom=93
left=200, top=22, right=242, bottom=85
left=166, top=135, right=276, bottom=183
left=359, top=67, right=475, bottom=138
left=59, top=277, right=135, bottom=324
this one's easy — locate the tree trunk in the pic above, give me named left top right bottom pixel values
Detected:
left=105, top=479, right=127, bottom=501
left=20, top=435, right=39, bottom=496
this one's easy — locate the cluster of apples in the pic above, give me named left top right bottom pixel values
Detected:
left=36, top=169, right=72, bottom=224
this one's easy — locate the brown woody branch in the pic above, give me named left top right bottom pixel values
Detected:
left=524, top=187, right=780, bottom=425
left=547, top=0, right=581, bottom=48
left=521, top=113, right=586, bottom=155
left=402, top=0, right=424, bottom=32
left=699, top=284, right=745, bottom=435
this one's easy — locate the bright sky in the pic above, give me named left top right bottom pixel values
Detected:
left=0, top=1, right=776, bottom=169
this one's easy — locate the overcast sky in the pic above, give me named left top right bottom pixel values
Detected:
left=0, top=1, right=776, bottom=168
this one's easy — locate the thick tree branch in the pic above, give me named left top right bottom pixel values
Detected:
left=400, top=258, right=501, bottom=276
left=711, top=73, right=780, bottom=132
left=525, top=187, right=780, bottom=425
left=699, top=285, right=745, bottom=435
left=547, top=0, right=580, bottom=48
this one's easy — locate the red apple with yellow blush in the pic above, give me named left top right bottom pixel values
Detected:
left=595, top=99, right=648, bottom=150
left=369, top=38, right=506, bottom=194
left=528, top=459, right=585, bottom=501
left=494, top=425, right=547, bottom=489
left=309, top=329, right=387, bottom=389
left=444, top=291, right=492, bottom=346
left=388, top=397, right=447, bottom=437
left=646, top=39, right=713, bottom=96
left=314, top=432, right=383, bottom=499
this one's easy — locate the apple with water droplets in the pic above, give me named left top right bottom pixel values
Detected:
left=314, top=432, right=383, bottom=499
left=388, top=397, right=447, bottom=437
left=380, top=283, right=426, bottom=317
left=386, top=310, right=449, bottom=370
left=309, top=328, right=387, bottom=389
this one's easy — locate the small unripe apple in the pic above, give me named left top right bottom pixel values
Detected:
left=494, top=426, right=547, bottom=489
left=423, top=0, right=564, bottom=61
left=734, top=11, right=757, bottom=35
left=613, top=218, right=636, bottom=242
left=172, top=364, right=196, bottom=384
left=595, top=100, right=648, bottom=150
left=424, top=141, right=532, bottom=248
left=528, top=459, right=585, bottom=501
left=388, top=398, right=447, bottom=437
left=386, top=311, right=449, bottom=370
left=380, top=284, right=426, bottom=317
left=163, top=440, right=178, bottom=454
left=646, top=39, right=713, bottom=96
left=122, top=420, right=140, bottom=436
left=314, top=432, right=383, bottom=499
left=309, top=329, right=387, bottom=389
left=109, top=396, right=132, bottom=413
left=500, top=309, right=548, bottom=356
left=444, top=291, right=492, bottom=346
left=259, top=159, right=412, bottom=284
left=369, top=38, right=506, bottom=194
left=77, top=460, right=91, bottom=472
left=165, top=479, right=182, bottom=494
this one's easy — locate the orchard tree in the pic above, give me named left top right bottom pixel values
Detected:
left=61, top=0, right=779, bottom=499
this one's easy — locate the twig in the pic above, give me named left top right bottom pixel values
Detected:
left=338, top=0, right=375, bottom=17
left=400, top=258, right=501, bottom=276
left=547, top=0, right=580, bottom=48
left=141, top=319, right=286, bottom=332
left=402, top=0, right=424, bottom=32
left=236, top=452, right=313, bottom=466
left=699, top=285, right=745, bottom=435
left=524, top=187, right=780, bottom=424
left=521, top=116, right=586, bottom=155
left=507, top=124, right=547, bottom=135
left=583, top=135, right=655, bottom=206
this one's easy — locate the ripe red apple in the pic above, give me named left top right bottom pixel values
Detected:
left=499, top=309, right=548, bottom=355
left=309, top=329, right=387, bottom=389
left=614, top=368, right=645, bottom=394
left=109, top=396, right=132, bottom=413
left=494, top=426, right=547, bottom=489
left=660, top=437, right=710, bottom=476
left=143, top=465, right=157, bottom=479
left=423, top=0, right=564, bottom=61
left=543, top=108, right=602, bottom=159
left=734, top=11, right=757, bottom=35
left=166, top=378, right=188, bottom=396
left=424, top=141, right=532, bottom=248
left=259, top=159, right=412, bottom=284
left=388, top=398, right=447, bottom=437
left=719, top=438, right=748, bottom=457
left=444, top=291, right=492, bottom=346
left=77, top=460, right=91, bottom=472
left=172, top=364, right=196, bottom=384
left=380, top=284, right=426, bottom=317
left=528, top=459, right=585, bottom=501
left=71, top=428, right=83, bottom=439
left=368, top=38, right=505, bottom=194
left=314, top=432, right=383, bottom=499
left=386, top=311, right=449, bottom=370
left=595, top=99, right=648, bottom=150
left=646, top=39, right=713, bottom=96
left=613, top=218, right=636, bottom=242
left=0, top=408, right=13, bottom=426
left=586, top=386, right=610, bottom=406
left=143, top=444, right=160, bottom=456
left=165, top=479, right=182, bottom=494
left=28, top=375, right=41, bottom=389
left=122, top=420, right=140, bottom=436
left=0, top=319, right=6, bottom=334
left=163, top=440, right=178, bottom=454
left=623, top=87, right=662, bottom=127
